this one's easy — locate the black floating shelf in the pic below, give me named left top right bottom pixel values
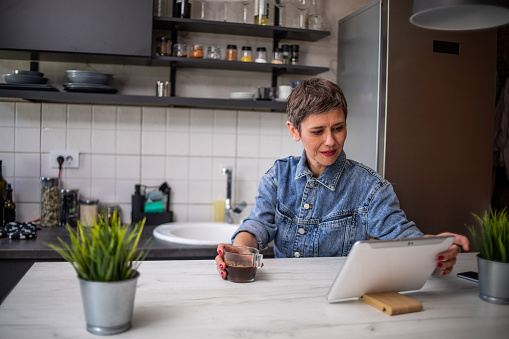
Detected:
left=153, top=17, right=330, bottom=42
left=0, top=89, right=287, bottom=112
left=151, top=56, right=328, bottom=75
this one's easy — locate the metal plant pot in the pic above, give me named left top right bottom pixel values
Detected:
left=78, top=271, right=140, bottom=335
left=477, top=255, right=509, bottom=305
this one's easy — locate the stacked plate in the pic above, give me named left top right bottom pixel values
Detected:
left=1, top=70, right=57, bottom=91
left=63, top=70, right=117, bottom=93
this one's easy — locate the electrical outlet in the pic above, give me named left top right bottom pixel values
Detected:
left=51, top=151, right=80, bottom=169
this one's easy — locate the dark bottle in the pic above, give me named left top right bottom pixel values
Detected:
left=174, top=0, right=191, bottom=19
left=0, top=160, right=7, bottom=226
left=3, top=183, right=15, bottom=224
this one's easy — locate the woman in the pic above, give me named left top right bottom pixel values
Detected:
left=216, top=78, right=469, bottom=279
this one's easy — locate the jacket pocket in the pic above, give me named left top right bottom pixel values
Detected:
left=316, top=213, right=357, bottom=257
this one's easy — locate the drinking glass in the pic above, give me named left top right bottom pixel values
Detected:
left=242, top=0, right=252, bottom=23
left=291, top=0, right=312, bottom=29
left=269, top=0, right=290, bottom=26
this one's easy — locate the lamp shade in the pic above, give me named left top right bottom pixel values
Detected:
left=410, top=0, right=509, bottom=30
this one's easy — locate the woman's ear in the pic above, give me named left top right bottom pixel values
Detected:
left=287, top=121, right=300, bottom=141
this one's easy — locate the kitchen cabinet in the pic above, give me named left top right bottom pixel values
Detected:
left=0, top=6, right=330, bottom=112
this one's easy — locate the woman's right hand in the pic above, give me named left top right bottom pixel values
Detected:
left=215, top=243, right=233, bottom=280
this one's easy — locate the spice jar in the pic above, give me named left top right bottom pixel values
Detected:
left=207, top=46, right=221, bottom=59
left=255, top=47, right=267, bottom=63
left=225, top=44, right=238, bottom=61
left=80, top=199, right=99, bottom=227
left=60, top=189, right=79, bottom=227
left=173, top=43, right=188, bottom=57
left=190, top=44, right=204, bottom=58
left=40, top=177, right=60, bottom=227
left=272, top=48, right=283, bottom=64
left=281, top=44, right=291, bottom=64
left=240, top=46, right=252, bottom=62
left=291, top=45, right=300, bottom=65
left=156, top=37, right=171, bottom=56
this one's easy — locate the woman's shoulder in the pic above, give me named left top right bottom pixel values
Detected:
left=344, top=158, right=385, bottom=183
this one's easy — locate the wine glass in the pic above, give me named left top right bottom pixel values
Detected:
left=291, top=0, right=312, bottom=29
left=242, top=0, right=252, bottom=24
left=269, top=0, right=290, bottom=27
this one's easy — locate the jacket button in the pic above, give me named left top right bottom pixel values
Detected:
left=304, top=203, right=310, bottom=209
left=294, top=252, right=301, bottom=258
left=298, top=228, right=306, bottom=235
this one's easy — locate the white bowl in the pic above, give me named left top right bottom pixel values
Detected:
left=230, top=92, right=255, bottom=100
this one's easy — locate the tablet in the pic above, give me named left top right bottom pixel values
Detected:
left=326, top=235, right=455, bottom=302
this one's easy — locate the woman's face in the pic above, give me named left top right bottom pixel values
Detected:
left=287, top=108, right=347, bottom=178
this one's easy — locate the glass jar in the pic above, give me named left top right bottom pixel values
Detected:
left=156, top=37, right=171, bottom=56
left=225, top=44, right=238, bottom=61
left=190, top=44, right=204, bottom=58
left=40, top=177, right=60, bottom=227
left=173, top=43, right=188, bottom=57
left=99, top=204, right=122, bottom=225
left=240, top=46, right=252, bottom=62
left=80, top=199, right=99, bottom=227
left=174, top=0, right=191, bottom=18
left=254, top=0, right=269, bottom=25
left=206, top=46, right=221, bottom=59
left=291, top=44, right=300, bottom=65
left=60, top=189, right=79, bottom=227
left=255, top=47, right=267, bottom=63
left=272, top=48, right=283, bottom=64
left=281, top=44, right=291, bottom=64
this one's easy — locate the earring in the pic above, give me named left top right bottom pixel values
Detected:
left=293, top=137, right=300, bottom=142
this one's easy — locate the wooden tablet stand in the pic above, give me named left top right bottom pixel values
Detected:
left=360, top=291, right=423, bottom=316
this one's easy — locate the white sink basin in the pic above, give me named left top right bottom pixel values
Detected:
left=152, top=222, right=239, bottom=245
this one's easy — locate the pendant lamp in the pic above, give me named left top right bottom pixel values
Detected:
left=410, top=0, right=509, bottom=30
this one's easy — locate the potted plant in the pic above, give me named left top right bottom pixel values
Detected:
left=467, top=208, right=509, bottom=304
left=46, top=213, right=148, bottom=335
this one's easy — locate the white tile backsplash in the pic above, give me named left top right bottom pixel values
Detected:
left=1, top=102, right=289, bottom=223
left=42, top=103, right=67, bottom=128
left=15, top=127, right=41, bottom=152
left=68, top=104, right=92, bottom=129
left=0, top=127, right=14, bottom=152
left=0, top=102, right=16, bottom=127
left=15, top=103, right=40, bottom=128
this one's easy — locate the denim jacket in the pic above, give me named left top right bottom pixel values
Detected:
left=232, top=150, right=424, bottom=258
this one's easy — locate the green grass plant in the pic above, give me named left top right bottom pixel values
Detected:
left=46, top=213, right=148, bottom=281
left=468, top=208, right=509, bottom=263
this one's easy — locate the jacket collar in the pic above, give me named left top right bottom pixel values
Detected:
left=295, top=149, right=346, bottom=191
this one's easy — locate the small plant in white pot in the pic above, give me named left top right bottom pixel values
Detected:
left=46, top=213, right=148, bottom=335
left=468, top=208, right=509, bottom=304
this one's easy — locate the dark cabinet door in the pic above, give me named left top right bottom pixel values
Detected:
left=0, top=0, right=152, bottom=57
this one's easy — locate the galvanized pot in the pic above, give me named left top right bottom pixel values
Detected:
left=477, top=255, right=509, bottom=305
left=78, top=271, right=140, bottom=335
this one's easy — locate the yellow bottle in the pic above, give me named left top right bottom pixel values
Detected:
left=254, top=0, right=269, bottom=25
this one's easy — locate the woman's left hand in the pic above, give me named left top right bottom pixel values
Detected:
left=435, top=232, right=470, bottom=275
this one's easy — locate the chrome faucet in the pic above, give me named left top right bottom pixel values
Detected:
left=222, top=167, right=247, bottom=224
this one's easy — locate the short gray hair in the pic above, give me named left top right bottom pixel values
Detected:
left=287, top=78, right=348, bottom=132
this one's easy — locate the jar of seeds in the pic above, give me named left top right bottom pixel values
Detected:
left=40, top=177, right=60, bottom=227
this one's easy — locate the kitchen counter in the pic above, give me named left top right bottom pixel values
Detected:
left=1, top=253, right=507, bottom=338
left=0, top=225, right=238, bottom=261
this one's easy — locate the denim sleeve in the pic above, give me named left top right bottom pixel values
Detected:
left=366, top=181, right=425, bottom=239
left=231, top=171, right=279, bottom=249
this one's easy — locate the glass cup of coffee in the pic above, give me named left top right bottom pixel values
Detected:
left=224, top=246, right=263, bottom=283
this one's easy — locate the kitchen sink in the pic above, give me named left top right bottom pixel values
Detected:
left=152, top=222, right=239, bottom=245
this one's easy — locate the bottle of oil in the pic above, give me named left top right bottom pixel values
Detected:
left=0, top=160, right=7, bottom=226
left=173, top=0, right=191, bottom=19
left=254, top=0, right=269, bottom=25
left=3, top=183, right=15, bottom=224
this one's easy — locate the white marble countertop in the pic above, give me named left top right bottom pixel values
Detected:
left=0, top=253, right=507, bottom=338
